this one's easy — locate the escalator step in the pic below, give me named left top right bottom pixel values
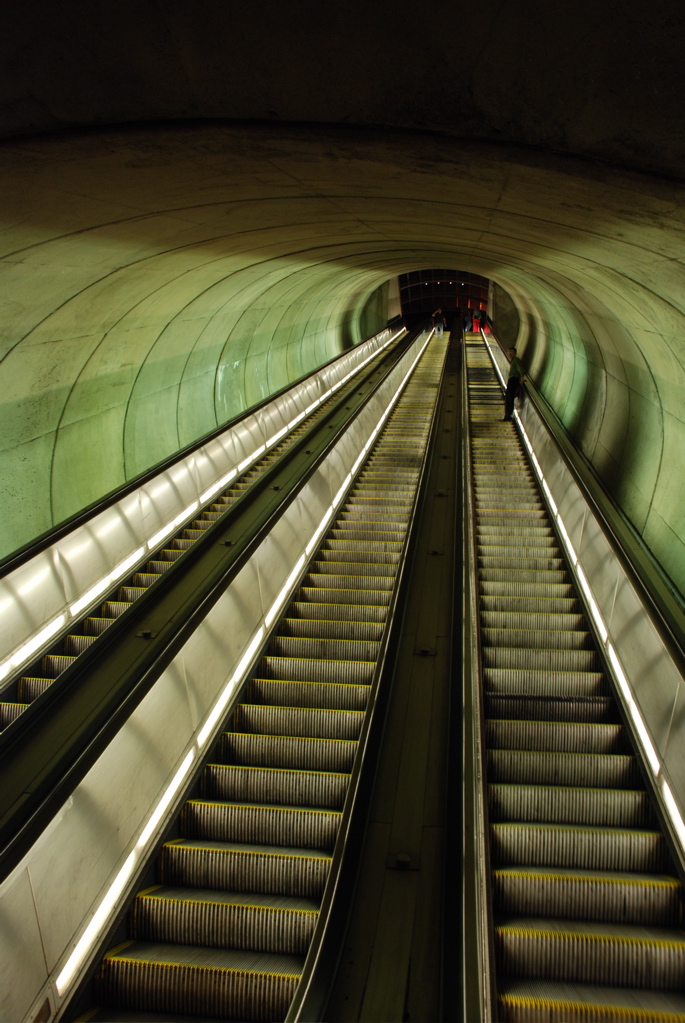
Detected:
left=487, top=750, right=639, bottom=788
left=159, top=839, right=331, bottom=897
left=494, top=917, right=685, bottom=990
left=18, top=676, right=52, bottom=701
left=201, top=764, right=349, bottom=810
left=246, top=678, right=370, bottom=711
left=288, top=601, right=388, bottom=623
left=41, top=654, right=76, bottom=677
left=305, top=572, right=395, bottom=591
left=484, top=669, right=608, bottom=698
left=63, top=634, right=97, bottom=655
left=180, top=800, right=341, bottom=849
left=491, top=823, right=669, bottom=872
left=102, top=601, right=132, bottom=617
left=489, top=784, right=652, bottom=828
left=497, top=977, right=685, bottom=1022
left=258, top=656, right=373, bottom=686
left=231, top=705, right=364, bottom=741
left=481, top=582, right=576, bottom=599
left=483, top=648, right=600, bottom=671
left=130, top=886, right=318, bottom=954
left=484, top=695, right=615, bottom=724
left=481, top=612, right=587, bottom=632
left=276, top=617, right=384, bottom=642
left=267, top=636, right=380, bottom=662
left=132, top=574, right=161, bottom=588
left=0, top=702, right=27, bottom=728
left=222, top=733, right=357, bottom=773
left=85, top=617, right=116, bottom=635
left=493, top=868, right=681, bottom=925
left=482, top=627, right=594, bottom=650
left=486, top=720, right=627, bottom=754
left=95, top=940, right=302, bottom=1021
left=481, top=595, right=582, bottom=614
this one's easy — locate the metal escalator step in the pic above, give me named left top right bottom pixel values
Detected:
left=118, top=587, right=147, bottom=601
left=182, top=530, right=206, bottom=540
left=75, top=1008, right=225, bottom=1022
left=288, top=601, right=387, bottom=624
left=102, top=601, right=132, bottom=617
left=147, top=560, right=173, bottom=573
left=481, top=611, right=587, bottom=632
left=276, top=617, right=384, bottom=642
left=296, top=585, right=392, bottom=607
left=481, top=582, right=576, bottom=599
left=479, top=542, right=562, bottom=559
left=481, top=595, right=582, bottom=614
left=480, top=569, right=569, bottom=585
left=201, top=764, right=349, bottom=809
left=489, top=784, right=652, bottom=827
left=482, top=628, right=594, bottom=650
left=483, top=648, right=601, bottom=672
left=485, top=695, right=615, bottom=724
left=494, top=918, right=685, bottom=990
left=318, top=547, right=401, bottom=564
left=158, top=548, right=184, bottom=561
left=169, top=539, right=194, bottom=551
left=17, top=676, right=52, bottom=701
left=330, top=527, right=405, bottom=544
left=232, top=704, right=364, bottom=741
left=325, top=540, right=404, bottom=556
left=159, top=839, right=331, bottom=897
left=84, top=617, right=115, bottom=635
left=305, top=572, right=395, bottom=591
left=312, top=560, right=396, bottom=576
left=132, top=574, right=161, bottom=588
left=484, top=669, right=608, bottom=698
left=63, top=634, right=97, bottom=655
left=479, top=556, right=567, bottom=572
left=130, top=885, right=319, bottom=953
left=41, top=654, right=76, bottom=677
left=487, top=750, right=639, bottom=788
left=268, top=635, right=380, bottom=662
left=259, top=655, right=373, bottom=686
left=478, top=526, right=555, bottom=540
left=493, top=868, right=682, bottom=925
left=0, top=703, right=27, bottom=728
left=497, top=977, right=685, bottom=1022
left=486, top=720, right=627, bottom=755
left=491, top=823, right=669, bottom=872
left=180, top=800, right=341, bottom=850
left=222, top=733, right=357, bottom=773
left=95, top=940, right=302, bottom=1020
left=246, top=678, right=370, bottom=711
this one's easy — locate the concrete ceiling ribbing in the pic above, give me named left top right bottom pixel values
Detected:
left=0, top=124, right=683, bottom=598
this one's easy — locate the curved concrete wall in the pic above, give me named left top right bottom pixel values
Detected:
left=0, top=124, right=683, bottom=601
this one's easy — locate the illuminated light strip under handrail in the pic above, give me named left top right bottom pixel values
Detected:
left=2, top=330, right=408, bottom=686
left=51, top=329, right=428, bottom=1003
left=481, top=336, right=669, bottom=798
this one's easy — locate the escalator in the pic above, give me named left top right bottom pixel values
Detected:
left=70, top=334, right=449, bottom=1021
left=464, top=334, right=685, bottom=1022
left=0, top=336, right=405, bottom=734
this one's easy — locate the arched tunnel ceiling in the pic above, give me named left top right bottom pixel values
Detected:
left=1, top=123, right=684, bottom=598
left=2, top=0, right=685, bottom=181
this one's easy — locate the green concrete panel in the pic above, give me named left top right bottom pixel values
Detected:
left=0, top=433, right=57, bottom=556
left=51, top=405, right=127, bottom=524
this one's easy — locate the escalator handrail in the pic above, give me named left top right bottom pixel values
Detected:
left=483, top=330, right=685, bottom=668
left=0, top=317, right=406, bottom=580
left=460, top=336, right=496, bottom=1021
left=0, top=327, right=420, bottom=885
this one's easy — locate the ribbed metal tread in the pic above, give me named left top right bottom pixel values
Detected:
left=200, top=764, right=350, bottom=809
left=495, top=917, right=685, bottom=989
left=484, top=668, right=607, bottom=697
left=491, top=822, right=669, bottom=872
left=489, top=784, right=652, bottom=827
left=246, top=678, right=370, bottom=711
left=487, top=749, right=639, bottom=787
left=77, top=1010, right=231, bottom=1022
left=222, top=733, right=357, bottom=772
left=276, top=617, right=384, bottom=642
left=498, top=977, right=685, bottom=1022
left=486, top=720, right=627, bottom=754
left=180, top=798, right=341, bottom=849
left=95, top=941, right=302, bottom=1021
left=130, top=885, right=318, bottom=953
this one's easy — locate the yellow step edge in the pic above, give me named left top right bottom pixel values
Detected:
left=496, top=926, right=685, bottom=949
left=493, top=869, right=679, bottom=888
left=186, top=800, right=342, bottom=817
left=500, top=994, right=685, bottom=1021
left=103, top=955, right=302, bottom=980
left=227, top=732, right=357, bottom=745
left=207, top=763, right=350, bottom=778
left=137, top=893, right=318, bottom=917
left=164, top=840, right=332, bottom=861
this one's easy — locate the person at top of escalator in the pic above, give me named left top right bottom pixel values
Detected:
left=432, top=307, right=446, bottom=337
left=503, top=346, right=526, bottom=421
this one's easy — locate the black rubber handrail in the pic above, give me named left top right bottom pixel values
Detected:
left=485, top=331, right=685, bottom=669
left=0, top=325, right=417, bottom=883
left=0, top=317, right=405, bottom=579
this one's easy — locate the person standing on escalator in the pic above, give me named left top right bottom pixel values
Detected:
left=432, top=307, right=446, bottom=337
left=503, top=346, right=526, bottom=421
